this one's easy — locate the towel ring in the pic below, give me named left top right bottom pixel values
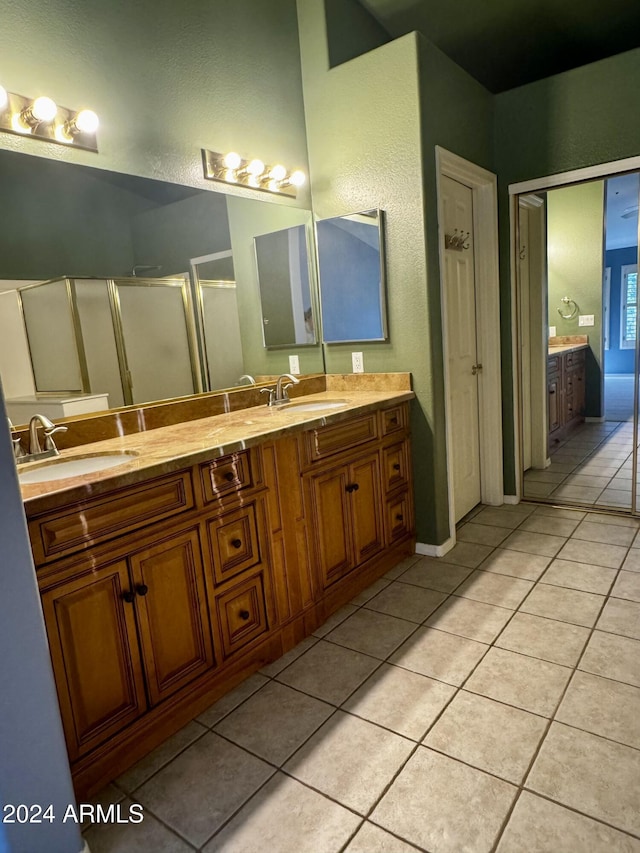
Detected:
left=557, top=296, right=578, bottom=320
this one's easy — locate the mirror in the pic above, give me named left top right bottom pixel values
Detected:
left=0, top=148, right=324, bottom=420
left=254, top=224, right=317, bottom=347
left=316, top=209, right=387, bottom=343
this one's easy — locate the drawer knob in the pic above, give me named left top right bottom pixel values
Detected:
left=231, top=538, right=242, bottom=549
left=392, top=463, right=401, bottom=471
left=345, top=483, right=360, bottom=493
left=122, top=590, right=136, bottom=603
left=224, top=471, right=235, bottom=482
left=395, top=513, right=404, bottom=521
left=389, top=417, right=398, bottom=425
left=136, top=584, right=149, bottom=596
left=239, top=609, right=250, bottom=620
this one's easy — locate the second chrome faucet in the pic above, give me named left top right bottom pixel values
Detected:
left=261, top=373, right=300, bottom=407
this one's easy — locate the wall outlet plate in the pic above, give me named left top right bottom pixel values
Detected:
left=289, top=355, right=300, bottom=375
left=352, top=352, right=364, bottom=373
left=578, top=315, right=595, bottom=327
left=549, top=325, right=556, bottom=337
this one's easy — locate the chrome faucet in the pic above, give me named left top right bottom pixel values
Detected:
left=7, top=418, right=27, bottom=461
left=274, top=373, right=300, bottom=405
left=237, top=374, right=256, bottom=386
left=28, top=414, right=68, bottom=458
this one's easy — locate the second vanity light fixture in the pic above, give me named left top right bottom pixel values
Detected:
left=202, top=149, right=305, bottom=197
left=0, top=85, right=99, bottom=151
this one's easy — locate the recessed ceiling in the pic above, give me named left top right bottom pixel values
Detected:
left=357, top=0, right=640, bottom=92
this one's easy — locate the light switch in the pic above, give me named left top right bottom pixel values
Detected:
left=578, top=315, right=595, bottom=327
left=549, top=326, right=556, bottom=337
left=289, top=355, right=300, bottom=374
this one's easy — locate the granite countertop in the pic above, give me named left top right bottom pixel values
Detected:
left=548, top=335, right=589, bottom=356
left=18, top=388, right=414, bottom=512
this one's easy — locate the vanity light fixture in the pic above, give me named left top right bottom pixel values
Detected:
left=0, top=85, right=99, bottom=152
left=202, top=148, right=306, bottom=197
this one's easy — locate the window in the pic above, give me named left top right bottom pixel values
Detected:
left=621, top=264, right=638, bottom=349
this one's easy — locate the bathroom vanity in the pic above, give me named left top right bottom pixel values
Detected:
left=19, top=377, right=415, bottom=796
left=547, top=338, right=587, bottom=449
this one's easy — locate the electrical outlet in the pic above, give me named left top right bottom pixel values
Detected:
left=578, top=315, right=595, bottom=327
left=352, top=352, right=364, bottom=374
left=289, top=355, right=300, bottom=375
left=549, top=326, right=556, bottom=337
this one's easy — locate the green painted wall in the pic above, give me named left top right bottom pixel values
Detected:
left=325, top=0, right=391, bottom=67
left=495, top=47, right=640, bottom=491
left=547, top=182, right=605, bottom=416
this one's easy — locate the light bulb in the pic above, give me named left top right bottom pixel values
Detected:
left=269, top=164, right=287, bottom=182
left=75, top=109, right=99, bottom=134
left=246, top=159, right=265, bottom=177
left=31, top=96, right=57, bottom=122
left=223, top=151, right=241, bottom=170
left=0, top=86, right=8, bottom=111
left=289, top=170, right=306, bottom=187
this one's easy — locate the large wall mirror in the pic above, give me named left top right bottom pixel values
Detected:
left=316, top=209, right=387, bottom=343
left=0, top=149, right=324, bottom=422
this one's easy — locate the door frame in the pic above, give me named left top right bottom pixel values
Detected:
left=509, top=154, right=640, bottom=501
left=436, top=147, right=503, bottom=547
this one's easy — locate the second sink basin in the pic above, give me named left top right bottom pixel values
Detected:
left=18, top=451, right=139, bottom=484
left=283, top=399, right=348, bottom=413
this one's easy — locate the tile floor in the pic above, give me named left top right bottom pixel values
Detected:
left=83, top=502, right=640, bottom=853
left=524, top=419, right=639, bottom=509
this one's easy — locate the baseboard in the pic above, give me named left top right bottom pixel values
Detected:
left=585, top=416, right=605, bottom=423
left=503, top=495, right=520, bottom=505
left=416, top=537, right=455, bottom=557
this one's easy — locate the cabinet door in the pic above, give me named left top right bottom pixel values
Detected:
left=568, top=367, right=585, bottom=418
left=130, top=528, right=215, bottom=706
left=547, top=374, right=561, bottom=433
left=41, top=561, right=146, bottom=761
left=307, top=466, right=354, bottom=587
left=349, top=454, right=384, bottom=565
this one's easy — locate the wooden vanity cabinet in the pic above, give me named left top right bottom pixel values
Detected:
left=547, top=349, right=586, bottom=449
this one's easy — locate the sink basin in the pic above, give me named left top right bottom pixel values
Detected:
left=283, top=399, right=348, bottom=413
left=18, top=452, right=138, bottom=484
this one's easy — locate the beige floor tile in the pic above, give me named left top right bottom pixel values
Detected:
left=540, top=559, right=617, bottom=595
left=520, top=583, right=605, bottom=627
left=572, top=520, right=636, bottom=546
left=532, top=505, right=586, bottom=522
left=389, top=626, right=488, bottom=686
left=523, top=469, right=568, bottom=484
left=526, top=723, right=640, bottom=836
left=313, top=605, right=358, bottom=638
left=597, top=489, right=633, bottom=508
left=523, top=481, right=556, bottom=497
left=197, top=673, right=270, bottom=726
left=472, top=507, right=529, bottom=529
left=204, top=772, right=360, bottom=853
left=326, top=608, right=417, bottom=659
left=344, top=822, right=419, bottom=853
left=343, top=662, right=455, bottom=740
left=214, top=681, right=333, bottom=765
left=116, top=720, right=207, bottom=793
left=365, top=582, right=447, bottom=623
left=622, top=548, right=640, bottom=572
left=556, top=538, right=628, bottom=569
left=552, top=484, right=603, bottom=502
left=519, top=515, right=580, bottom=537
left=479, top=548, right=551, bottom=581
left=425, top=595, right=513, bottom=643
left=80, top=784, right=125, bottom=831
left=383, top=555, right=421, bottom=580
left=579, top=630, right=640, bottom=688
left=597, top=597, right=640, bottom=640
left=371, top=747, right=517, bottom=853
left=501, top=530, right=566, bottom=558
left=84, top=799, right=192, bottom=853
left=496, top=791, right=640, bottom=853
left=398, top=558, right=472, bottom=592
left=556, top=670, right=640, bottom=750
left=276, top=640, right=380, bottom=705
left=456, top=522, right=511, bottom=546
left=349, top=578, right=391, bottom=606
left=562, top=474, right=611, bottom=489
left=424, top=690, right=546, bottom=783
left=135, top=733, right=274, bottom=847
left=612, top=570, right=640, bottom=602
left=439, top=541, right=494, bottom=567
left=284, top=711, right=413, bottom=815
left=465, top=647, right=571, bottom=717
left=495, top=612, right=589, bottom=667
left=455, top=570, right=533, bottom=609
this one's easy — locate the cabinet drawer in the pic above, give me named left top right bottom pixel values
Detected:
left=29, top=471, right=194, bottom=564
left=564, top=349, right=585, bottom=369
left=201, top=450, right=254, bottom=503
left=386, top=492, right=411, bottom=543
left=207, top=503, right=262, bottom=585
left=381, top=405, right=406, bottom=436
left=215, top=574, right=268, bottom=658
left=547, top=354, right=561, bottom=375
left=304, top=414, right=378, bottom=464
left=382, top=442, right=410, bottom=494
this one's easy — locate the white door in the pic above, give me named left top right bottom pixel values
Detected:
left=519, top=205, right=532, bottom=470
left=442, top=175, right=482, bottom=521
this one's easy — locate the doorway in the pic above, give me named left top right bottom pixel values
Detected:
left=514, top=166, right=640, bottom=514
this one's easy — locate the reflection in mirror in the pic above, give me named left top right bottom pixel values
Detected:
left=254, top=225, right=316, bottom=347
left=316, top=209, right=387, bottom=343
